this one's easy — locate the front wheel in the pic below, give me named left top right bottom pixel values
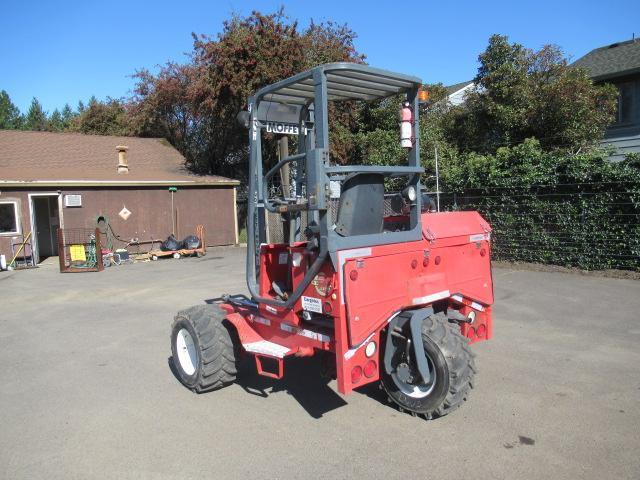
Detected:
left=380, top=312, right=476, bottom=420
left=170, top=304, right=239, bottom=392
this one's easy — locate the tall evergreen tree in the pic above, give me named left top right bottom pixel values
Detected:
left=0, top=90, right=23, bottom=129
left=24, top=97, right=47, bottom=131
left=61, top=103, right=75, bottom=129
left=47, top=108, right=65, bottom=131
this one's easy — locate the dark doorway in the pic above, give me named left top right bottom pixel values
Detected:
left=32, top=196, right=60, bottom=262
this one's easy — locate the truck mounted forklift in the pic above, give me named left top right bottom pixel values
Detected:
left=170, top=63, right=493, bottom=419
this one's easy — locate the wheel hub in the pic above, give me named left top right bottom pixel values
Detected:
left=176, top=328, right=198, bottom=375
left=389, top=341, right=437, bottom=399
left=396, top=362, right=414, bottom=383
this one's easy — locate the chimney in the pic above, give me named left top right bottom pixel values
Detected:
left=116, top=145, right=129, bottom=174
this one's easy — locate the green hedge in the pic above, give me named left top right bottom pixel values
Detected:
left=436, top=139, right=640, bottom=271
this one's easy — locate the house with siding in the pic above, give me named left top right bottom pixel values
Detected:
left=444, top=39, right=640, bottom=161
left=445, top=80, right=474, bottom=106
left=572, top=38, right=640, bottom=161
left=0, top=130, right=239, bottom=265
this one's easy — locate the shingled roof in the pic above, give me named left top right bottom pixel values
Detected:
left=445, top=80, right=474, bottom=95
left=572, top=39, right=640, bottom=81
left=0, top=130, right=239, bottom=187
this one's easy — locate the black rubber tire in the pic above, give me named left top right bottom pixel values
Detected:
left=170, top=304, right=239, bottom=393
left=380, top=312, right=476, bottom=420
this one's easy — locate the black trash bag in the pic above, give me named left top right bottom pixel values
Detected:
left=182, top=234, right=200, bottom=249
left=161, top=234, right=182, bottom=251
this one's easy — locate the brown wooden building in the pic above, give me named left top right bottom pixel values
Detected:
left=0, top=130, right=239, bottom=264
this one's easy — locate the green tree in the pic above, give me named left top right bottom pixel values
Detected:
left=326, top=82, right=454, bottom=187
left=129, top=8, right=364, bottom=176
left=47, top=108, right=65, bottom=131
left=24, top=97, right=47, bottom=131
left=69, top=98, right=130, bottom=136
left=446, top=35, right=617, bottom=153
left=0, top=90, right=23, bottom=129
left=61, top=103, right=76, bottom=129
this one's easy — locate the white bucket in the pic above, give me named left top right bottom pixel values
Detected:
left=0, top=254, right=6, bottom=271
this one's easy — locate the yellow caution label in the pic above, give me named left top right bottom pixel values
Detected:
left=69, top=244, right=86, bottom=262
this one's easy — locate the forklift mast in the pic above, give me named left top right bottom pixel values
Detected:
left=245, top=63, right=425, bottom=309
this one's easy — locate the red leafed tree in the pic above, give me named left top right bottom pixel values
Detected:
left=129, top=9, right=364, bottom=177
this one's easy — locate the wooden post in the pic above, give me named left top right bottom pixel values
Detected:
left=57, top=228, right=65, bottom=272
left=175, top=207, right=179, bottom=240
left=96, top=228, right=104, bottom=272
left=233, top=187, right=239, bottom=245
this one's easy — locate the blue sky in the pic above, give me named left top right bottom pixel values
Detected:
left=1, top=0, right=638, bottom=113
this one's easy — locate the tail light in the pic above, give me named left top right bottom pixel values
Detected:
left=351, top=366, right=363, bottom=384
left=477, top=324, right=486, bottom=337
left=363, top=360, right=377, bottom=378
left=467, top=327, right=476, bottom=340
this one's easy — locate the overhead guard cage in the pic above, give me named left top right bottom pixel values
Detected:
left=246, top=63, right=424, bottom=308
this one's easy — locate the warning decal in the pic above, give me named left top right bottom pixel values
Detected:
left=301, top=295, right=323, bottom=313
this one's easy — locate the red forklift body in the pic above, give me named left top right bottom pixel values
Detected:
left=171, top=63, right=494, bottom=419
left=223, top=210, right=493, bottom=395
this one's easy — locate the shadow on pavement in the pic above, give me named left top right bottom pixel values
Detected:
left=167, top=355, right=349, bottom=419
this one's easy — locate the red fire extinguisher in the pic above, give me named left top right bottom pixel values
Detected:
left=400, top=101, right=413, bottom=149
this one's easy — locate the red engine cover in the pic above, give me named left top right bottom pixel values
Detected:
left=343, top=211, right=493, bottom=347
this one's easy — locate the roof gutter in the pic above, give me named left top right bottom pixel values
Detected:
left=0, top=179, right=240, bottom=187
left=588, top=66, right=640, bottom=82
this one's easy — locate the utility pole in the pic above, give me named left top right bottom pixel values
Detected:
left=435, top=145, right=441, bottom=212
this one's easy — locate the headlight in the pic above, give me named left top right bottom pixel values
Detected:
left=365, top=341, right=377, bottom=357
left=403, top=186, right=417, bottom=202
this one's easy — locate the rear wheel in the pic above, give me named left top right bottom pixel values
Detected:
left=170, top=304, right=239, bottom=392
left=380, top=312, right=476, bottom=419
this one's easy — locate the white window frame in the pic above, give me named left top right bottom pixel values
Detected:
left=28, top=192, right=63, bottom=265
left=0, top=201, right=21, bottom=236
left=613, top=81, right=634, bottom=127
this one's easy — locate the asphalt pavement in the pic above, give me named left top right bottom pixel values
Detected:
left=1, top=247, right=639, bottom=479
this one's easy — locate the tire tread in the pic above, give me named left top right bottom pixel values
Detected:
left=381, top=311, right=476, bottom=420
left=423, top=313, right=476, bottom=418
left=171, top=304, right=239, bottom=392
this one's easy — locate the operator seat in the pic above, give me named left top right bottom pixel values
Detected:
left=335, top=173, right=385, bottom=236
